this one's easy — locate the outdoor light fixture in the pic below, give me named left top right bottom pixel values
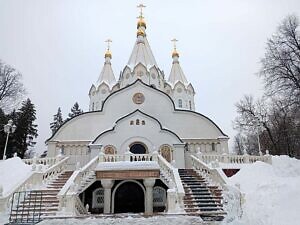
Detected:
left=3, top=119, right=16, bottom=160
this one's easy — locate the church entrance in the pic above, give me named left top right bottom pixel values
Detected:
left=114, top=181, right=145, bottom=213
left=129, top=142, right=147, bottom=154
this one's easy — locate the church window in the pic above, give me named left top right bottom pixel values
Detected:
left=136, top=119, right=140, bottom=125
left=178, top=99, right=183, bottom=108
left=212, top=143, right=216, bottom=151
left=142, top=120, right=145, bottom=125
left=189, top=100, right=192, bottom=110
left=153, top=186, right=166, bottom=207
left=130, top=120, right=134, bottom=125
left=104, top=145, right=116, bottom=154
left=92, top=188, right=104, bottom=209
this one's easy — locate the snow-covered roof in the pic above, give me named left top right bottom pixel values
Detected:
left=96, top=161, right=160, bottom=171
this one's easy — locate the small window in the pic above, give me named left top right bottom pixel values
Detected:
left=189, top=100, right=192, bottom=110
left=212, top=143, right=216, bottom=151
left=130, top=120, right=134, bottom=125
left=92, top=103, right=95, bottom=111
left=142, top=120, right=145, bottom=125
left=178, top=99, right=183, bottom=108
left=136, top=119, right=140, bottom=125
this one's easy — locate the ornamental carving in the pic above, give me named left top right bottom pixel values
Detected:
left=132, top=93, right=145, bottom=104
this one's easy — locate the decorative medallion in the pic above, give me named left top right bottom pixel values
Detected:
left=151, top=73, right=156, bottom=79
left=126, top=73, right=130, bottom=79
left=101, top=89, right=107, bottom=94
left=132, top=93, right=145, bottom=104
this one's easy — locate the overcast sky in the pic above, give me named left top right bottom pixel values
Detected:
left=1, top=0, right=300, bottom=154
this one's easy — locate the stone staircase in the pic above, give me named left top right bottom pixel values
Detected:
left=9, top=171, right=73, bottom=223
left=178, top=169, right=226, bottom=221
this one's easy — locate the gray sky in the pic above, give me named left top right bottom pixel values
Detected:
left=1, top=0, right=300, bottom=153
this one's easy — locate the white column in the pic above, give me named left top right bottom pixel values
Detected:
left=143, top=178, right=156, bottom=215
left=101, top=179, right=114, bottom=214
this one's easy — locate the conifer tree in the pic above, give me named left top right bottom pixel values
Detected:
left=68, top=102, right=83, bottom=119
left=50, top=107, right=63, bottom=134
left=13, top=98, right=38, bottom=158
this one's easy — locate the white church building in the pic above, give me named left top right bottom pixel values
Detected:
left=2, top=6, right=272, bottom=223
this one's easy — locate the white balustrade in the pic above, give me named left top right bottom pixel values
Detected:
left=197, top=153, right=272, bottom=165
left=22, top=157, right=58, bottom=166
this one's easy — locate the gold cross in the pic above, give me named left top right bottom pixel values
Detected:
left=137, top=3, right=146, bottom=18
left=171, top=38, right=178, bottom=50
left=105, top=39, right=112, bottom=50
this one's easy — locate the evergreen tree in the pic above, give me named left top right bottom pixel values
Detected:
left=68, top=102, right=83, bottom=119
left=13, top=98, right=38, bottom=158
left=50, top=107, right=63, bottom=134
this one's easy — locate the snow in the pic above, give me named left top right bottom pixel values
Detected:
left=0, top=157, right=32, bottom=196
left=96, top=161, right=160, bottom=171
left=38, top=215, right=205, bottom=225
left=226, top=155, right=300, bottom=225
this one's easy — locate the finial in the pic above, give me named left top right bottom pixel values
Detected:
left=137, top=3, right=146, bottom=18
left=137, top=3, right=147, bottom=29
left=104, top=39, right=112, bottom=59
left=171, top=38, right=179, bottom=58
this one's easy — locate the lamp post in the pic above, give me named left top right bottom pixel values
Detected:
left=3, top=119, right=16, bottom=160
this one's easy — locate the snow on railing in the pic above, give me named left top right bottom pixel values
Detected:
left=0, top=156, right=69, bottom=212
left=197, top=153, right=272, bottom=165
left=99, top=152, right=154, bottom=162
left=190, top=155, right=226, bottom=186
left=22, top=157, right=57, bottom=166
left=156, top=154, right=185, bottom=212
left=58, top=156, right=98, bottom=215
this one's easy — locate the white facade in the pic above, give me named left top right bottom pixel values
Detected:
left=46, top=14, right=229, bottom=169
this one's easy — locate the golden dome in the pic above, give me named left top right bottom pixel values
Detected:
left=104, top=49, right=112, bottom=58
left=172, top=49, right=179, bottom=58
left=137, top=17, right=146, bottom=29
left=137, top=28, right=146, bottom=37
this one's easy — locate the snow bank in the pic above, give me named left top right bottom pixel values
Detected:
left=39, top=216, right=204, bottom=225
left=227, top=155, right=300, bottom=225
left=0, top=157, right=32, bottom=196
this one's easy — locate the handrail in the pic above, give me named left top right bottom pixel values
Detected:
left=190, top=155, right=226, bottom=186
left=0, top=156, right=69, bottom=212
left=22, top=157, right=57, bottom=166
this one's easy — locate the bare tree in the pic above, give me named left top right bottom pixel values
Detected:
left=260, top=15, right=300, bottom=104
left=0, top=60, right=25, bottom=111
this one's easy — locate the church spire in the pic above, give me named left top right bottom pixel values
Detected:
left=127, top=4, right=158, bottom=68
left=96, top=39, right=116, bottom=88
left=168, top=39, right=189, bottom=86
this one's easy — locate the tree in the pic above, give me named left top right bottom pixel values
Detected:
left=260, top=15, right=300, bottom=105
left=68, top=102, right=83, bottom=119
left=50, top=107, right=63, bottom=134
left=0, top=60, right=25, bottom=111
left=9, top=98, right=38, bottom=158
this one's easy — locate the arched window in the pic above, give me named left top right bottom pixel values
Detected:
left=104, top=145, right=116, bottom=154
left=212, top=143, right=216, bottom=151
left=130, top=120, right=134, bottom=125
left=153, top=186, right=166, bottom=207
left=159, top=145, right=172, bottom=162
left=178, top=99, right=183, bottom=108
left=141, top=120, right=145, bottom=125
left=136, top=119, right=140, bottom=125
left=92, top=188, right=104, bottom=209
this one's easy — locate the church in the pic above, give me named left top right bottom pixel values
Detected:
left=46, top=5, right=229, bottom=220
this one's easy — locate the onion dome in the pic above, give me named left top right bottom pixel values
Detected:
left=137, top=17, right=146, bottom=29
left=172, top=49, right=179, bottom=58
left=105, top=49, right=112, bottom=59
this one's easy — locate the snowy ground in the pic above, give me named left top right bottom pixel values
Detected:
left=1, top=155, right=300, bottom=225
left=0, top=157, right=32, bottom=196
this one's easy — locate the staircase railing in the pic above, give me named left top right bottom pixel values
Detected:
left=190, top=155, right=226, bottom=186
left=58, top=156, right=98, bottom=215
left=156, top=154, right=185, bottom=211
left=0, top=156, right=69, bottom=213
left=22, top=157, right=57, bottom=166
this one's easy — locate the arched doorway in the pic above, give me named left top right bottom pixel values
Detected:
left=129, top=142, right=147, bottom=154
left=113, top=181, right=145, bottom=213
